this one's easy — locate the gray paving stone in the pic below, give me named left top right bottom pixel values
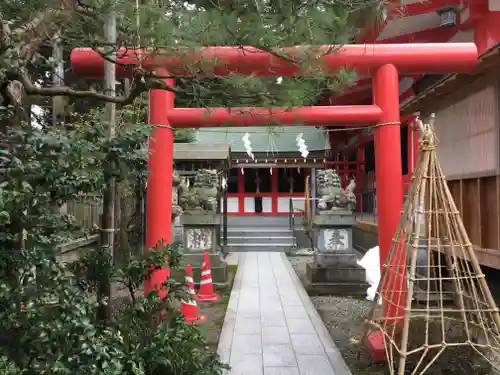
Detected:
left=290, top=334, right=324, bottom=355
left=238, top=308, right=261, bottom=318
left=241, top=280, right=259, bottom=288
left=296, top=354, right=336, bottom=375
left=264, top=367, right=300, bottom=375
left=235, top=317, right=261, bottom=334
left=262, top=344, right=297, bottom=367
left=283, top=306, right=308, bottom=319
left=286, top=318, right=316, bottom=334
left=261, top=312, right=287, bottom=327
left=218, top=253, right=351, bottom=375
left=261, top=295, right=281, bottom=306
left=238, top=296, right=259, bottom=306
left=230, top=353, right=263, bottom=375
left=232, top=333, right=262, bottom=354
left=262, top=326, right=290, bottom=344
left=261, top=289, right=280, bottom=297
left=280, top=296, right=303, bottom=307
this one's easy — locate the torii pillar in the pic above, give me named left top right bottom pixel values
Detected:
left=143, top=71, right=175, bottom=297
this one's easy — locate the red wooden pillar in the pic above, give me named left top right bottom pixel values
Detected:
left=366, top=64, right=407, bottom=360
left=238, top=167, right=245, bottom=213
left=372, top=64, right=407, bottom=317
left=144, top=72, right=174, bottom=297
left=271, top=167, right=278, bottom=214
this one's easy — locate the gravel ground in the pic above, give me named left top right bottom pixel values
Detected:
left=289, top=255, right=494, bottom=375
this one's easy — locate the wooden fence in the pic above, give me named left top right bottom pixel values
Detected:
left=66, top=196, right=103, bottom=233
left=59, top=194, right=143, bottom=263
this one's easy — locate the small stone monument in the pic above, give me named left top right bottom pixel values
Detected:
left=175, top=169, right=229, bottom=289
left=304, top=169, right=368, bottom=296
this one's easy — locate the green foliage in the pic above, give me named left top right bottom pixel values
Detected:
left=116, top=98, right=196, bottom=142
left=0, top=120, right=227, bottom=374
left=1, top=0, right=383, bottom=109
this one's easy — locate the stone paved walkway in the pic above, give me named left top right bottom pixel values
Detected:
left=217, top=252, right=352, bottom=375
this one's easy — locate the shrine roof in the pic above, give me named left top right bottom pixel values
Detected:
left=173, top=142, right=230, bottom=161
left=194, top=126, right=329, bottom=153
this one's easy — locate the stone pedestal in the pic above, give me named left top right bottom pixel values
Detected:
left=181, top=212, right=220, bottom=253
left=304, top=211, right=368, bottom=297
left=172, top=212, right=230, bottom=290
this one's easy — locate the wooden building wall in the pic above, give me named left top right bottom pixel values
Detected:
left=433, top=83, right=500, bottom=269
left=434, top=85, right=499, bottom=180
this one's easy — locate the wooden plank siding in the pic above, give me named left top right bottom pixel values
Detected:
left=358, top=176, right=500, bottom=269
left=433, top=85, right=499, bottom=180
left=446, top=176, right=500, bottom=269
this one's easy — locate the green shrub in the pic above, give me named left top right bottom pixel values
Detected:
left=0, top=121, right=227, bottom=375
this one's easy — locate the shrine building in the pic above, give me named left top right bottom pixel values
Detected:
left=195, top=126, right=330, bottom=217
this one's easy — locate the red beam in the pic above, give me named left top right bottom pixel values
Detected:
left=167, top=105, right=382, bottom=128
left=70, top=43, right=478, bottom=78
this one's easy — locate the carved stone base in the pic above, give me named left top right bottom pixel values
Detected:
left=307, top=211, right=367, bottom=296
left=183, top=252, right=224, bottom=267
left=170, top=251, right=231, bottom=290
left=305, top=250, right=368, bottom=297
left=181, top=213, right=220, bottom=253
left=306, top=262, right=366, bottom=284
left=171, top=255, right=231, bottom=291
left=303, top=279, right=369, bottom=297
left=314, top=251, right=358, bottom=268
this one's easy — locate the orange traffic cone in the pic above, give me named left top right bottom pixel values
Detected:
left=196, top=252, right=221, bottom=302
left=181, top=264, right=207, bottom=325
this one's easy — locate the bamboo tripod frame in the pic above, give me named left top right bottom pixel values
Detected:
left=364, top=114, right=500, bottom=375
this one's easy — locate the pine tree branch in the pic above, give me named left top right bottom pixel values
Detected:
left=8, top=68, right=179, bottom=104
left=15, top=0, right=83, bottom=62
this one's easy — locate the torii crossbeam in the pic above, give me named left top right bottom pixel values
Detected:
left=70, top=42, right=478, bottom=359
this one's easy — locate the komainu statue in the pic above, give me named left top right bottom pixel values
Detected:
left=178, top=169, right=219, bottom=213
left=316, top=169, right=356, bottom=212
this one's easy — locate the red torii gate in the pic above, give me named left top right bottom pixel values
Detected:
left=70, top=42, right=477, bottom=355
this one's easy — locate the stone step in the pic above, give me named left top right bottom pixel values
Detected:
left=227, top=235, right=294, bottom=245
left=225, top=229, right=293, bottom=238
left=224, top=244, right=292, bottom=253
left=222, top=216, right=292, bottom=227
left=226, top=226, right=292, bottom=232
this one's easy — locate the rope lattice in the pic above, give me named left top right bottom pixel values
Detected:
left=365, top=114, right=500, bottom=375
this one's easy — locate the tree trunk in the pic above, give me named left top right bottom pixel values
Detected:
left=96, top=10, right=116, bottom=322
